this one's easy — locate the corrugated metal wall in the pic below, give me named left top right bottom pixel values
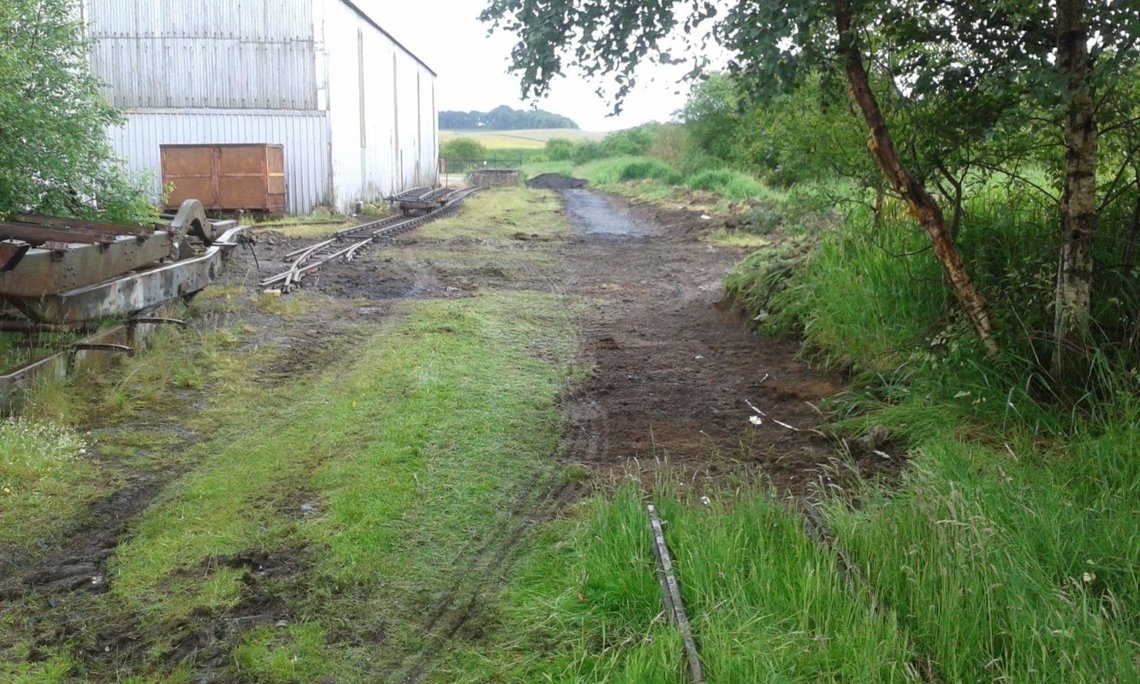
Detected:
left=106, top=110, right=332, bottom=214
left=87, top=0, right=437, bottom=214
left=324, top=0, right=438, bottom=209
left=87, top=0, right=320, bottom=110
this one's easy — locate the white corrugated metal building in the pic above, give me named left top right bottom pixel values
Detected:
left=84, top=0, right=439, bottom=214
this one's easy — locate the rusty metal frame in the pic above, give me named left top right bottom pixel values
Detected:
left=0, top=310, right=177, bottom=415
left=5, top=213, right=152, bottom=238
left=0, top=233, right=177, bottom=297
left=10, top=226, right=249, bottom=324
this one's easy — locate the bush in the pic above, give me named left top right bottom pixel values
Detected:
left=440, top=137, right=488, bottom=161
left=687, top=168, right=766, bottom=200
left=617, top=159, right=683, bottom=184
left=571, top=141, right=608, bottom=165
left=0, top=0, right=153, bottom=223
left=544, top=138, right=575, bottom=161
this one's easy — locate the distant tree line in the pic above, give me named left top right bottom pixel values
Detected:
left=439, top=105, right=578, bottom=130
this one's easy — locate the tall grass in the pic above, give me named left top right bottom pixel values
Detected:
left=827, top=410, right=1140, bottom=683
left=439, top=485, right=917, bottom=682
left=723, top=175, right=1139, bottom=684
left=687, top=168, right=769, bottom=201
left=577, top=156, right=684, bottom=185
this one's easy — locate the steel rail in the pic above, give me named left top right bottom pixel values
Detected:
left=259, top=187, right=483, bottom=291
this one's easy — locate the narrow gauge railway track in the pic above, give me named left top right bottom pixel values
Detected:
left=259, top=187, right=483, bottom=292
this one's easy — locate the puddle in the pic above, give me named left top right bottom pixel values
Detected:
left=563, top=190, right=657, bottom=237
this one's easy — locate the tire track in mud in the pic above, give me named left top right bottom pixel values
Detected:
left=386, top=470, right=578, bottom=683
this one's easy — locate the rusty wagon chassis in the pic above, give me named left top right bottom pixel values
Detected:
left=0, top=200, right=250, bottom=413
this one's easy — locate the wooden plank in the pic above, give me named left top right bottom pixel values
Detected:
left=647, top=504, right=706, bottom=684
left=7, top=213, right=152, bottom=238
left=0, top=223, right=109, bottom=245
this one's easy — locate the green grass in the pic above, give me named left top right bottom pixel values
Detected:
left=707, top=229, right=772, bottom=249
left=0, top=318, right=266, bottom=554
left=723, top=178, right=1140, bottom=684
left=687, top=168, right=770, bottom=201
left=438, top=485, right=917, bottom=682
left=520, top=160, right=576, bottom=179
left=418, top=186, right=570, bottom=241
left=94, top=292, right=577, bottom=678
left=0, top=417, right=92, bottom=545
left=826, top=410, right=1140, bottom=683
left=519, top=155, right=785, bottom=213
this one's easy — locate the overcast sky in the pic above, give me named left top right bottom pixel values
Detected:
left=364, top=0, right=706, bottom=131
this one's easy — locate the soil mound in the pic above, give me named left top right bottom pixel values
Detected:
left=527, top=173, right=589, bottom=190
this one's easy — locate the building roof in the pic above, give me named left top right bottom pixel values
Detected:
left=340, top=0, right=437, bottom=77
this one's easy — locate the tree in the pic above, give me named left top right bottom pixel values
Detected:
left=481, top=0, right=1140, bottom=371
left=438, top=106, right=579, bottom=130
left=0, top=0, right=152, bottom=224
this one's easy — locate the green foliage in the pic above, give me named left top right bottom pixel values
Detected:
left=686, top=168, right=765, bottom=200
left=572, top=156, right=683, bottom=187
left=544, top=138, right=576, bottom=161
left=616, top=158, right=683, bottom=184
left=439, top=137, right=489, bottom=161
left=680, top=73, right=875, bottom=188
left=826, top=404, right=1140, bottom=684
left=483, top=0, right=1140, bottom=371
left=538, top=124, right=671, bottom=167
left=0, top=0, right=153, bottom=223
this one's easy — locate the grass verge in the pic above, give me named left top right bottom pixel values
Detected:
left=826, top=415, right=1139, bottom=683
left=418, top=186, right=570, bottom=241
left=82, top=292, right=577, bottom=679
left=724, top=186, right=1140, bottom=683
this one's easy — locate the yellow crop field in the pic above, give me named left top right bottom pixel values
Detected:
left=440, top=128, right=607, bottom=149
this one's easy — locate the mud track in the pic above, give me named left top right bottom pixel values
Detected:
left=2, top=186, right=883, bottom=681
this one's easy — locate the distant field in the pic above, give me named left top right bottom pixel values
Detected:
left=440, top=128, right=607, bottom=149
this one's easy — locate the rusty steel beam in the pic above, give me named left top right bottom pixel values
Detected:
left=0, top=320, right=93, bottom=334
left=0, top=233, right=176, bottom=297
left=0, top=222, right=114, bottom=246
left=11, top=226, right=249, bottom=324
left=6, top=213, right=153, bottom=238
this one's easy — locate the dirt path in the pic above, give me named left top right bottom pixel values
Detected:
left=555, top=190, right=849, bottom=497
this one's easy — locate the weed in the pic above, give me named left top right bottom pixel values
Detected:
left=93, top=292, right=577, bottom=677
left=827, top=416, right=1140, bottom=683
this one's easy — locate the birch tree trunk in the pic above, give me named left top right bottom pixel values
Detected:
left=834, top=1, right=998, bottom=355
left=1053, top=0, right=1099, bottom=377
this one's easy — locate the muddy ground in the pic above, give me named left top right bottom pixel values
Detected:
left=249, top=188, right=858, bottom=496
left=1, top=185, right=882, bottom=680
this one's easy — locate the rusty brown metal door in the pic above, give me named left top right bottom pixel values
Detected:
left=162, top=144, right=286, bottom=213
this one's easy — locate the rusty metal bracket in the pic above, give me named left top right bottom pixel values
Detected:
left=170, top=199, right=217, bottom=245
left=0, top=242, right=29, bottom=272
